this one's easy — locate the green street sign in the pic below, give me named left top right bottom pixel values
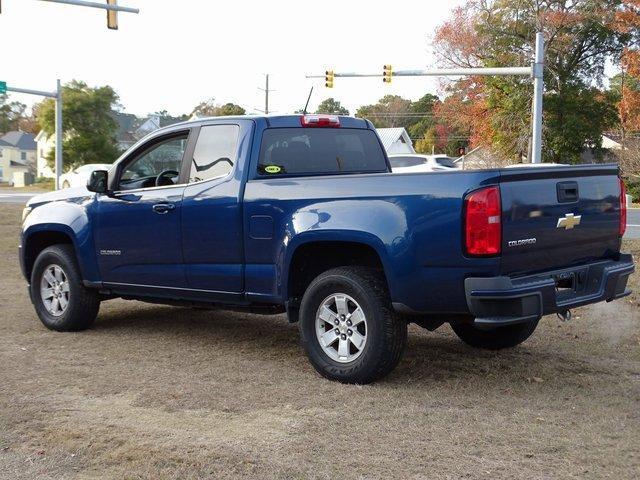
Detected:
left=0, top=81, right=6, bottom=94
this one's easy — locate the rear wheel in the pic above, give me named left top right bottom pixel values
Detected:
left=299, top=267, right=407, bottom=384
left=451, top=319, right=539, bottom=350
left=30, top=244, right=100, bottom=331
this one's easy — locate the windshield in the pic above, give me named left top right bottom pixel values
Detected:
left=435, top=157, right=457, bottom=168
left=389, top=157, right=426, bottom=168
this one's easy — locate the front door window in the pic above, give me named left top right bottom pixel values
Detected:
left=119, top=134, right=188, bottom=190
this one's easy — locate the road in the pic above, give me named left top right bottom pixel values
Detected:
left=628, top=208, right=640, bottom=239
left=2, top=188, right=639, bottom=238
left=0, top=191, right=40, bottom=204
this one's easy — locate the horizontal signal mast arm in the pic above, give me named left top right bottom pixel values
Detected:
left=38, top=0, right=139, bottom=13
left=306, top=66, right=533, bottom=79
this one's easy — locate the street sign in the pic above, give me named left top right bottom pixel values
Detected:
left=0, top=82, right=6, bottom=94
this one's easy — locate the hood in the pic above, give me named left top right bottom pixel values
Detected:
left=26, top=186, right=93, bottom=208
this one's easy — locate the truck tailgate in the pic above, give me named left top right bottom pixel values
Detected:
left=499, top=164, right=622, bottom=276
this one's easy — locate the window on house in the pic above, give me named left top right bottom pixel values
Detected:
left=21, top=152, right=27, bottom=161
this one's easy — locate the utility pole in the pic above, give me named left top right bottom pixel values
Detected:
left=530, top=32, right=544, bottom=164
left=1, top=80, right=64, bottom=189
left=257, top=74, right=273, bottom=115
left=55, top=79, right=63, bottom=188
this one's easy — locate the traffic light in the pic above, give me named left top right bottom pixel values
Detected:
left=324, top=70, right=334, bottom=88
left=458, top=147, right=466, bottom=156
left=383, top=65, right=393, bottom=83
left=107, top=0, right=118, bottom=30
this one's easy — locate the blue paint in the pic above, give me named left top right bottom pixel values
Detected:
left=19, top=115, right=629, bottom=318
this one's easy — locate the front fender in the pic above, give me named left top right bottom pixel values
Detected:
left=22, top=198, right=100, bottom=283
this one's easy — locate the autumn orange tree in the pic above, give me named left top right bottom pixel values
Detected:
left=432, top=0, right=627, bottom=163
left=613, top=0, right=640, bottom=135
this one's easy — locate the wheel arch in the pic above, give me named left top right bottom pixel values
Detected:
left=22, top=225, right=79, bottom=282
left=283, top=231, right=394, bottom=305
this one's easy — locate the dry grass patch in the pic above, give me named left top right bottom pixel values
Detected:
left=1, top=204, right=638, bottom=479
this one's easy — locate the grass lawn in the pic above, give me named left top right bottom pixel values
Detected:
left=0, top=203, right=638, bottom=479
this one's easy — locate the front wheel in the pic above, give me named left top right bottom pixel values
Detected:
left=30, top=244, right=100, bottom=331
left=451, top=319, right=539, bottom=350
left=299, top=267, right=407, bottom=384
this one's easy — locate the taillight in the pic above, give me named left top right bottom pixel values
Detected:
left=464, top=186, right=502, bottom=256
left=300, top=114, right=340, bottom=127
left=620, top=178, right=627, bottom=237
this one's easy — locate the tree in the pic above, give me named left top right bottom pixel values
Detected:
left=0, top=94, right=27, bottom=133
left=611, top=0, right=640, bottom=175
left=433, top=0, right=625, bottom=163
left=315, top=98, right=349, bottom=115
left=406, top=93, right=439, bottom=140
left=355, top=95, right=413, bottom=129
left=39, top=80, right=121, bottom=171
left=191, top=99, right=245, bottom=117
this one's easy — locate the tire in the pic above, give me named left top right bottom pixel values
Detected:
left=299, top=267, right=407, bottom=384
left=450, top=319, right=539, bottom=350
left=30, top=244, right=100, bottom=331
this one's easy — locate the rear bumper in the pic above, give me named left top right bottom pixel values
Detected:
left=465, top=254, right=634, bottom=327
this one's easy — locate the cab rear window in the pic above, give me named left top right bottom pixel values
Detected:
left=258, top=128, right=387, bottom=176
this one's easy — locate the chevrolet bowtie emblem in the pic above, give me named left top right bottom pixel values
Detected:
left=557, top=213, right=581, bottom=230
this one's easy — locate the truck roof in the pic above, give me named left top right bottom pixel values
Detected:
left=160, top=114, right=372, bottom=132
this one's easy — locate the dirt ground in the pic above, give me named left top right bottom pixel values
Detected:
left=0, top=203, right=638, bottom=479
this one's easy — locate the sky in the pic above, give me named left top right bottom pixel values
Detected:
left=0, top=0, right=465, bottom=117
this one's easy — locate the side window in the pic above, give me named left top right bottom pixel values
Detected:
left=119, top=134, right=188, bottom=190
left=189, top=125, right=239, bottom=183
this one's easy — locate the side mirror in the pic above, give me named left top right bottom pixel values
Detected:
left=87, top=170, right=108, bottom=193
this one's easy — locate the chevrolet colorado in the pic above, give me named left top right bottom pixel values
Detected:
left=19, top=114, right=634, bottom=383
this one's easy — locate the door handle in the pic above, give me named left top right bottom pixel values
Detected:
left=152, top=203, right=175, bottom=214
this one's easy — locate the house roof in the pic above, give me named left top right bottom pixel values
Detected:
left=376, top=128, right=407, bottom=147
left=0, top=131, right=36, bottom=150
left=110, top=112, right=184, bottom=145
left=375, top=127, right=415, bottom=153
left=603, top=133, right=640, bottom=150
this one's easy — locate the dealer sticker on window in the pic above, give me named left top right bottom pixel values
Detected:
left=264, top=165, right=282, bottom=174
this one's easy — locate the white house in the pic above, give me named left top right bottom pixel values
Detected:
left=375, top=127, right=415, bottom=154
left=0, top=131, right=37, bottom=183
left=35, top=130, right=56, bottom=178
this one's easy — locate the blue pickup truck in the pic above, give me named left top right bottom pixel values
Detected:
left=19, top=114, right=634, bottom=383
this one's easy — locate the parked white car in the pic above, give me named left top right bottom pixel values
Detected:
left=60, top=164, right=113, bottom=189
left=389, top=154, right=459, bottom=173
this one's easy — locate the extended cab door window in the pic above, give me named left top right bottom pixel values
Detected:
left=118, top=134, right=189, bottom=191
left=188, top=125, right=239, bottom=183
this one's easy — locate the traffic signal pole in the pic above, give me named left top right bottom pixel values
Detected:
left=37, top=0, right=139, bottom=29
left=308, top=33, right=545, bottom=163
left=3, top=80, right=64, bottom=189
left=38, top=0, right=138, bottom=13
